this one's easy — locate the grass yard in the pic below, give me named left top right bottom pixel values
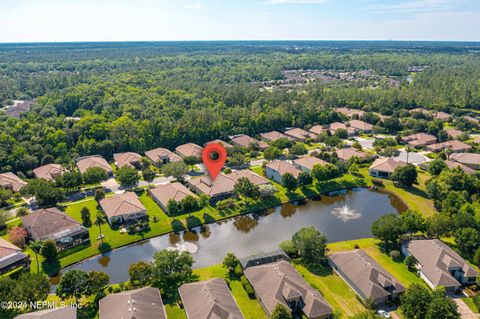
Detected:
left=462, top=297, right=479, bottom=314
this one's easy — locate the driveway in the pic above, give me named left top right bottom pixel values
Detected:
left=101, top=177, right=122, bottom=193
left=138, top=176, right=175, bottom=187
left=353, top=137, right=375, bottom=150
left=394, top=150, right=428, bottom=165
left=454, top=298, right=478, bottom=319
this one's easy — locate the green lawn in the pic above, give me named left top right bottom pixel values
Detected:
left=463, top=297, right=479, bottom=314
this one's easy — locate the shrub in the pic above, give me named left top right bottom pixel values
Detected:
left=405, top=255, right=417, bottom=272
left=354, top=244, right=360, bottom=249
left=473, top=296, right=480, bottom=312
left=280, top=240, right=297, bottom=257
left=390, top=250, right=402, bottom=262
left=216, top=198, right=237, bottom=210
left=240, top=275, right=255, bottom=298
left=16, top=207, right=29, bottom=217
left=8, top=226, right=28, bottom=248
left=234, top=263, right=243, bottom=277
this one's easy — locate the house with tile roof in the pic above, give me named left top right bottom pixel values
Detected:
left=204, top=139, right=233, bottom=148
left=284, top=128, right=316, bottom=141
left=328, top=122, right=357, bottom=136
left=113, top=152, right=143, bottom=169
left=15, top=307, right=76, bottom=319
left=33, top=164, right=66, bottom=181
left=336, top=148, right=369, bottom=162
left=328, top=250, right=405, bottom=305
left=175, top=143, right=204, bottom=159
left=348, top=120, right=374, bottom=133
left=335, top=107, right=365, bottom=118
left=426, top=140, right=472, bottom=153
left=435, top=111, right=452, bottom=121
left=444, top=160, right=476, bottom=175
left=179, top=278, right=245, bottom=319
left=22, top=207, right=90, bottom=250
left=76, top=155, right=113, bottom=175
left=260, top=131, right=291, bottom=142
left=149, top=182, right=197, bottom=213
left=230, top=134, right=268, bottom=149
left=401, top=133, right=437, bottom=147
left=293, top=156, right=328, bottom=173
left=265, top=161, right=302, bottom=184
left=308, top=125, right=326, bottom=136
left=450, top=152, right=480, bottom=170
left=0, top=238, right=30, bottom=275
left=401, top=239, right=478, bottom=293
left=99, top=192, right=147, bottom=227
left=0, top=172, right=27, bottom=192
left=145, top=147, right=182, bottom=166
left=244, top=260, right=333, bottom=319
left=445, top=128, right=465, bottom=139
left=368, top=158, right=407, bottom=179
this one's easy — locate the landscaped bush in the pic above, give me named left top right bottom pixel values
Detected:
left=389, top=250, right=402, bottom=262
left=473, top=296, right=480, bottom=312
left=216, top=198, right=237, bottom=210
left=234, top=263, right=243, bottom=277
left=171, top=219, right=185, bottom=232
left=240, top=275, right=255, bottom=298
left=280, top=240, right=297, bottom=257
left=405, top=255, right=417, bottom=272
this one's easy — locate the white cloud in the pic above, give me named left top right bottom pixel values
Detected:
left=264, top=0, right=328, bottom=4
left=365, top=0, right=464, bottom=13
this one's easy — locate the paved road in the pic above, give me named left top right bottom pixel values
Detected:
left=454, top=298, right=478, bottom=319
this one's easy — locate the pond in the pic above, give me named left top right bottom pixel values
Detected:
left=61, top=188, right=407, bottom=284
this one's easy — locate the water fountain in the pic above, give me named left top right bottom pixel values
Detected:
left=330, top=203, right=362, bottom=222
left=167, top=238, right=199, bottom=254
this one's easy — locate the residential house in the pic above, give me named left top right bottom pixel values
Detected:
left=76, top=155, right=113, bottom=175
left=15, top=308, right=76, bottom=319
left=284, top=128, right=316, bottom=141
left=435, top=111, right=452, bottom=121
left=444, top=160, right=476, bottom=175
left=309, top=125, right=326, bottom=136
left=260, top=131, right=291, bottom=142
left=99, top=287, right=167, bottom=319
left=328, top=122, right=357, bottom=136
left=175, top=143, right=203, bottom=159
left=32, top=164, right=66, bottom=181
left=335, top=107, right=364, bottom=118
left=145, top=147, right=182, bottom=166
left=179, top=278, right=245, bottom=319
left=244, top=260, right=333, bottom=319
left=239, top=250, right=290, bottom=269
left=22, top=207, right=90, bottom=250
left=368, top=157, right=407, bottom=179
left=149, top=182, right=197, bottom=213
left=426, top=140, right=472, bottom=153
left=473, top=137, right=480, bottom=144
left=348, top=120, right=374, bottom=133
left=188, top=170, right=270, bottom=202
left=465, top=116, right=479, bottom=125
left=409, top=108, right=432, bottom=115
left=113, top=152, right=143, bottom=169
left=336, top=148, right=368, bottom=162
left=401, top=239, right=478, bottom=293
left=0, top=238, right=30, bottom=275
left=204, top=139, right=233, bottom=148
left=0, top=172, right=27, bottom=192
left=99, top=192, right=148, bottom=227
left=293, top=156, right=328, bottom=173
left=449, top=153, right=480, bottom=170
left=445, top=128, right=464, bottom=139
left=230, top=134, right=268, bottom=149
left=265, top=161, right=302, bottom=184
left=328, top=250, right=405, bottom=305
left=401, top=133, right=437, bottom=147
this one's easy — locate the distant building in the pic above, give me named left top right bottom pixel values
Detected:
left=175, top=143, right=203, bottom=159
left=265, top=161, right=302, bottom=184
left=368, top=157, right=407, bottom=179
left=435, top=111, right=452, bottom=121
left=76, top=155, right=113, bottom=175
left=179, top=278, right=245, bottom=319
left=335, top=107, right=365, bottom=118
left=293, top=156, right=328, bottom=173
left=239, top=250, right=290, bottom=269
left=444, top=160, right=476, bottom=175
left=445, top=128, right=464, bottom=139
left=33, top=164, right=66, bottom=181
left=145, top=147, right=182, bottom=166
left=426, top=140, right=472, bottom=153
left=15, top=307, right=76, bottom=319
left=22, top=207, right=90, bottom=250
left=348, top=120, right=374, bottom=133
left=0, top=238, right=30, bottom=275
left=113, top=152, right=143, bottom=169
left=99, top=192, right=147, bottom=227
left=283, top=128, right=316, bottom=141
left=230, top=134, right=268, bottom=149
left=464, top=116, right=479, bottom=125
left=335, top=148, right=369, bottom=162
left=204, top=139, right=233, bottom=148
left=329, top=122, right=357, bottom=136
left=99, top=287, right=167, bottom=319
left=328, top=250, right=405, bottom=305
left=260, top=131, right=291, bottom=142
left=449, top=153, right=480, bottom=170
left=401, top=239, right=478, bottom=293
left=149, top=182, right=197, bottom=213
left=0, top=172, right=28, bottom=192
left=308, top=125, right=326, bottom=136
left=401, top=133, right=436, bottom=147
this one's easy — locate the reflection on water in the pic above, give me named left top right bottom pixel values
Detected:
left=65, top=188, right=406, bottom=284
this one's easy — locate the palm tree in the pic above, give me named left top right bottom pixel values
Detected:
left=405, top=146, right=412, bottom=164
left=199, top=194, right=210, bottom=215
left=94, top=212, right=107, bottom=244
left=28, top=240, right=43, bottom=273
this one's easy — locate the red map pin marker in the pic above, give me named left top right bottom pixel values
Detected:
left=202, top=143, right=227, bottom=180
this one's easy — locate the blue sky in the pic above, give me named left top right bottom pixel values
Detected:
left=1, top=0, right=479, bottom=42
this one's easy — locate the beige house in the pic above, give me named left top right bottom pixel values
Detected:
left=444, top=160, right=476, bottom=174
left=179, top=278, right=245, bottom=319
left=284, top=128, right=316, bottom=141
left=113, top=152, right=143, bottom=169
left=99, top=192, right=147, bottom=226
left=76, top=155, right=113, bottom=175
left=336, top=148, right=368, bottom=162
left=15, top=308, right=76, bottom=319
left=293, top=156, right=328, bottom=173
left=368, top=157, right=406, bottom=179
left=401, top=239, right=478, bottom=293
left=328, top=122, right=357, bottom=136
left=33, top=164, right=66, bottom=181
left=149, top=182, right=197, bottom=213
left=0, top=238, right=30, bottom=275
left=175, top=143, right=204, bottom=159
left=204, top=139, right=233, bottom=148
left=230, top=134, right=268, bottom=149
left=449, top=153, right=480, bottom=170
left=145, top=147, right=182, bottom=166
left=260, top=131, right=290, bottom=142
left=348, top=120, right=373, bottom=133
left=328, top=250, right=405, bottom=305
left=244, top=260, right=333, bottom=319
left=445, top=128, right=464, bottom=139
left=265, top=161, right=302, bottom=184
left=426, top=140, right=472, bottom=153
left=435, top=111, right=452, bottom=121
left=335, top=107, right=364, bottom=118
left=99, top=287, right=167, bottom=319
left=309, top=125, right=326, bottom=136
left=402, top=133, right=436, bottom=147
left=0, top=172, right=28, bottom=192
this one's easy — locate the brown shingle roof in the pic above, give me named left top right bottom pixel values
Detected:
left=0, top=172, right=27, bottom=192
left=309, top=125, right=326, bottom=135
left=369, top=157, right=406, bottom=174
left=0, top=238, right=22, bottom=259
left=435, top=112, right=452, bottom=121
left=335, top=148, right=368, bottom=161
left=402, top=133, right=436, bottom=147
left=99, top=192, right=146, bottom=219
left=76, top=155, right=112, bottom=175
left=175, top=143, right=203, bottom=158
left=329, top=250, right=405, bottom=302
left=284, top=128, right=316, bottom=141
left=145, top=148, right=182, bottom=164
left=335, top=107, right=364, bottom=118
left=426, top=140, right=472, bottom=152
left=329, top=122, right=357, bottom=135
left=244, top=261, right=332, bottom=318
left=445, top=128, right=464, bottom=139
left=348, top=120, right=373, bottom=132
left=444, top=160, right=476, bottom=174
left=293, top=156, right=328, bottom=171
left=149, top=182, right=197, bottom=208
left=265, top=161, right=302, bottom=178
left=33, top=164, right=66, bottom=181
left=260, top=131, right=290, bottom=142
left=22, top=207, right=85, bottom=241
left=15, top=307, right=76, bottom=319
left=405, top=239, right=478, bottom=288
left=230, top=134, right=268, bottom=149
left=99, top=287, right=167, bottom=319
left=113, top=152, right=142, bottom=168
left=450, top=152, right=480, bottom=167
left=205, top=139, right=233, bottom=148
left=179, top=278, right=245, bottom=319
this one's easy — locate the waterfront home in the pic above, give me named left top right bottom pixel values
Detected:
left=335, top=107, right=364, bottom=118
left=265, top=160, right=302, bottom=184
left=244, top=260, right=333, bottom=319
left=293, top=156, right=328, bottom=173
left=99, top=287, right=167, bottom=319
left=149, top=182, right=197, bottom=213
left=309, top=125, right=326, bottom=136
left=239, top=250, right=290, bottom=269
left=368, top=157, right=406, bottom=179
left=445, top=128, right=464, bottom=139
left=426, top=140, right=472, bottom=153
left=15, top=307, right=76, bottom=319
left=284, top=128, right=316, bottom=141
left=99, top=192, right=147, bottom=227
left=401, top=133, right=437, bottom=147
left=435, top=111, right=452, bottom=121
left=145, top=147, right=182, bottom=166
left=444, top=160, right=476, bottom=175
left=336, top=148, right=368, bottom=162
left=328, top=122, right=357, bottom=136
left=113, top=152, right=143, bottom=169
left=22, top=207, right=90, bottom=250
left=204, top=139, right=233, bottom=148
left=401, top=239, right=478, bottom=293
left=188, top=169, right=270, bottom=202
left=260, top=131, right=291, bottom=142
left=328, top=250, right=405, bottom=305
left=230, top=134, right=268, bottom=149
left=76, top=155, right=113, bottom=175
left=0, top=172, right=28, bottom=192
left=179, top=278, right=245, bottom=319
left=348, top=120, right=374, bottom=133
left=449, top=153, right=480, bottom=170
left=32, top=164, right=66, bottom=181
left=175, top=143, right=203, bottom=159
left=0, top=238, right=30, bottom=275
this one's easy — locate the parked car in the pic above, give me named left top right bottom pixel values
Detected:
left=376, top=310, right=391, bottom=318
